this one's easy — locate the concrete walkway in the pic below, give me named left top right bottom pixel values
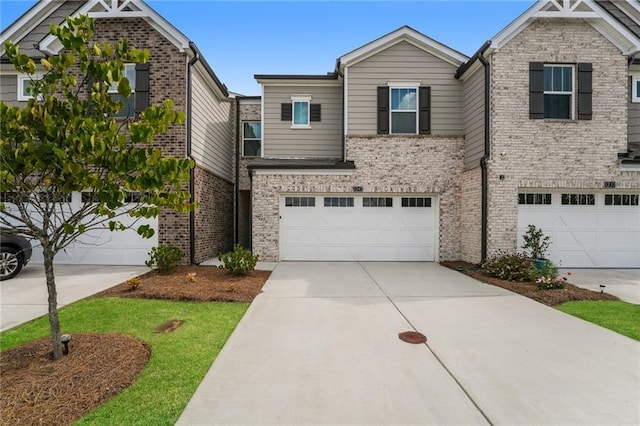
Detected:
left=561, top=268, right=640, bottom=304
left=177, top=262, right=640, bottom=425
left=0, top=263, right=146, bottom=331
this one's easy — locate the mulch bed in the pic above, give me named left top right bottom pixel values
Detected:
left=2, top=265, right=271, bottom=425
left=0, top=333, right=150, bottom=426
left=441, top=261, right=619, bottom=306
left=95, top=265, right=271, bottom=303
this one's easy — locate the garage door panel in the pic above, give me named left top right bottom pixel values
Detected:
left=555, top=211, right=597, bottom=228
left=598, top=211, right=638, bottom=229
left=280, top=195, right=436, bottom=261
left=599, top=231, right=639, bottom=248
left=554, top=230, right=597, bottom=248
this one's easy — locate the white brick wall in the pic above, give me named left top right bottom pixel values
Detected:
left=251, top=135, right=465, bottom=261
left=460, top=167, right=482, bottom=263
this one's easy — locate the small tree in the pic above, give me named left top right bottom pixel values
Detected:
left=0, top=15, right=194, bottom=359
left=521, top=224, right=551, bottom=260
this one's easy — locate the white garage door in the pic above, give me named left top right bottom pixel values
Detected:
left=517, top=192, right=640, bottom=268
left=280, top=194, right=437, bottom=261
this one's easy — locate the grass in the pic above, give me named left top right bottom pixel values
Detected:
left=0, top=297, right=248, bottom=425
left=557, top=300, right=640, bottom=341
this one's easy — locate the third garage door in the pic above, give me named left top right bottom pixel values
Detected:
left=280, top=194, right=437, bottom=261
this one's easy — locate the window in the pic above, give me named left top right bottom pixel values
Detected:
left=605, top=194, right=639, bottom=206
left=363, top=197, right=393, bottom=207
left=390, top=87, right=417, bottom=134
left=543, top=65, right=573, bottom=119
left=285, top=197, right=315, bottom=207
left=108, top=64, right=136, bottom=118
left=632, top=73, right=640, bottom=103
left=518, top=193, right=552, bottom=205
left=323, top=197, right=354, bottom=207
left=401, top=197, right=432, bottom=208
left=561, top=194, right=595, bottom=205
left=17, top=74, right=42, bottom=101
left=38, top=192, right=71, bottom=203
left=243, top=121, right=261, bottom=157
left=291, top=96, right=311, bottom=127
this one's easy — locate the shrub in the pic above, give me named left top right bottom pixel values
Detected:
left=145, top=245, right=184, bottom=275
left=521, top=224, right=551, bottom=259
left=535, top=259, right=566, bottom=290
left=482, top=253, right=536, bottom=282
left=218, top=245, right=258, bottom=276
left=126, top=277, right=141, bottom=290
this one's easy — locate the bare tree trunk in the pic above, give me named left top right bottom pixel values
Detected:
left=43, top=245, right=62, bottom=360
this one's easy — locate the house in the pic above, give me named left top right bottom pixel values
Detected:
left=241, top=0, right=640, bottom=268
left=0, top=0, right=235, bottom=265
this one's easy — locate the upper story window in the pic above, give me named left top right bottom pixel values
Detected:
left=530, top=62, right=591, bottom=121
left=108, top=64, right=136, bottom=118
left=390, top=87, right=417, bottom=134
left=280, top=96, right=320, bottom=128
left=17, top=74, right=43, bottom=101
left=543, top=65, right=573, bottom=119
left=632, top=73, right=640, bottom=103
left=243, top=121, right=262, bottom=157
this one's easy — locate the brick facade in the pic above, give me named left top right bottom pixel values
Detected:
left=252, top=135, right=464, bottom=261
left=460, top=167, right=482, bottom=263
left=487, top=19, right=640, bottom=257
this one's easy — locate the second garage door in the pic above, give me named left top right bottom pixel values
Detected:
left=280, top=194, right=437, bottom=261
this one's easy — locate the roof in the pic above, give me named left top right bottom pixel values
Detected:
left=595, top=0, right=640, bottom=39
left=247, top=159, right=355, bottom=170
left=337, top=25, right=468, bottom=71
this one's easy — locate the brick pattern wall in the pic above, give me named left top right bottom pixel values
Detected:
left=460, top=167, right=482, bottom=264
left=488, top=19, right=640, bottom=256
left=238, top=103, right=261, bottom=191
left=193, top=165, right=234, bottom=262
left=252, top=135, right=464, bottom=261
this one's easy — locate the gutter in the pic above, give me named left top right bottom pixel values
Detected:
left=478, top=42, right=491, bottom=264
left=234, top=97, right=240, bottom=245
left=187, top=49, right=199, bottom=264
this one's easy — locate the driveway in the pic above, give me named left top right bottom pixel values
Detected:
left=561, top=268, right=640, bottom=304
left=177, top=262, right=640, bottom=425
left=0, top=263, right=146, bottom=331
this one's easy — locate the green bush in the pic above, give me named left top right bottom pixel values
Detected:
left=482, top=253, right=536, bottom=282
left=218, top=245, right=258, bottom=275
left=521, top=224, right=551, bottom=259
left=535, top=259, right=566, bottom=290
left=145, top=245, right=184, bottom=275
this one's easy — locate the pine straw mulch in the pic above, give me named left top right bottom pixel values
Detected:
left=1, top=265, right=271, bottom=426
left=95, top=265, right=271, bottom=302
left=0, top=333, right=150, bottom=426
left=441, top=261, right=619, bottom=306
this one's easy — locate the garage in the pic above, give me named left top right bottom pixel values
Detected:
left=517, top=191, right=640, bottom=268
left=279, top=194, right=437, bottom=261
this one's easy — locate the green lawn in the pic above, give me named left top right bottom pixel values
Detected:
left=0, top=298, right=248, bottom=425
left=557, top=300, right=640, bottom=341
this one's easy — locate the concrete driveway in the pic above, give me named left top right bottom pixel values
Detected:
left=0, top=263, right=146, bottom=331
left=561, top=268, right=640, bottom=304
left=178, top=262, right=640, bottom=425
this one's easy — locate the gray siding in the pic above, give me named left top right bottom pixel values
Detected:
left=11, top=1, right=84, bottom=58
left=629, top=75, right=640, bottom=154
left=191, top=69, right=233, bottom=182
left=462, top=67, right=485, bottom=169
left=263, top=84, right=342, bottom=158
left=347, top=41, right=464, bottom=135
left=0, top=74, right=19, bottom=105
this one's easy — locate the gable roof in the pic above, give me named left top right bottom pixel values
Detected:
left=337, top=25, right=468, bottom=72
left=457, top=0, right=640, bottom=80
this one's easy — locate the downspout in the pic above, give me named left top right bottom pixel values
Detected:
left=234, top=97, right=240, bottom=245
left=187, top=49, right=199, bottom=264
left=479, top=44, right=491, bottom=264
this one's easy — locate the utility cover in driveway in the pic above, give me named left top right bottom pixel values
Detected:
left=279, top=194, right=437, bottom=261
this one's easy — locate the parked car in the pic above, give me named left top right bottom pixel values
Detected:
left=0, top=232, right=33, bottom=280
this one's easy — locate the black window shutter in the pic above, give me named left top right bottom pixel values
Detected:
left=577, top=63, right=592, bottom=120
left=281, top=103, right=292, bottom=121
left=418, top=86, right=431, bottom=134
left=134, top=63, right=150, bottom=114
left=529, top=62, right=544, bottom=119
left=310, top=103, right=321, bottom=121
left=377, top=86, right=389, bottom=134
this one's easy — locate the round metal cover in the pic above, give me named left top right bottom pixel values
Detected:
left=399, top=331, right=427, bottom=344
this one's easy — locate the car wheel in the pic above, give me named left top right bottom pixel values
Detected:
left=0, top=247, right=23, bottom=281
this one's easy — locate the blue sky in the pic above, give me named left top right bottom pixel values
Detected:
left=1, top=1, right=536, bottom=95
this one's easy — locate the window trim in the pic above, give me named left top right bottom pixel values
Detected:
left=108, top=64, right=136, bottom=118
left=17, top=74, right=43, bottom=101
left=388, top=84, right=419, bottom=135
left=291, top=95, right=311, bottom=128
left=242, top=121, right=262, bottom=158
left=632, top=72, right=640, bottom=103
left=543, top=64, right=575, bottom=120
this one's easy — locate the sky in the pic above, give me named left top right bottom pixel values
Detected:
left=0, top=1, right=536, bottom=95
